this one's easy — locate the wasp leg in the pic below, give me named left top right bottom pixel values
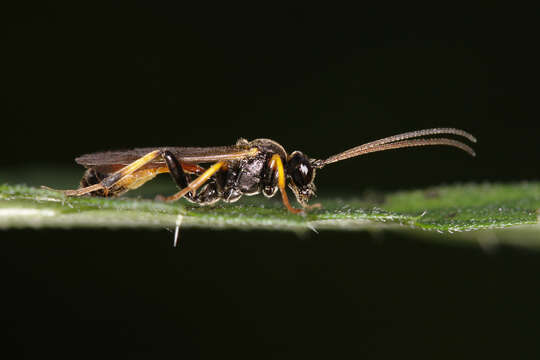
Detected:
left=162, top=161, right=226, bottom=202
left=163, top=151, right=191, bottom=189
left=160, top=150, right=223, bottom=204
left=162, top=150, right=199, bottom=201
left=61, top=150, right=163, bottom=196
left=268, top=154, right=303, bottom=214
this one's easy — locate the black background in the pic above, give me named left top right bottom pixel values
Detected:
left=3, top=3, right=540, bottom=358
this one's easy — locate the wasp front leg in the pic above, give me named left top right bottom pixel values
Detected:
left=266, top=154, right=303, bottom=214
left=263, top=154, right=321, bottom=214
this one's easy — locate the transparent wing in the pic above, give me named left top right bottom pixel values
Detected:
left=76, top=145, right=258, bottom=167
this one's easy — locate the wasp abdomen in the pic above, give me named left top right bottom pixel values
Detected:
left=79, top=169, right=112, bottom=197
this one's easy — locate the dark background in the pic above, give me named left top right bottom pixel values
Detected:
left=3, top=3, right=540, bottom=358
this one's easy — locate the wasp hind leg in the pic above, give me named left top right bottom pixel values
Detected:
left=78, top=168, right=113, bottom=197
left=46, top=150, right=164, bottom=197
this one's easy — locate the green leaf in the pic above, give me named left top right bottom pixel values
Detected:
left=1, top=182, right=539, bottom=248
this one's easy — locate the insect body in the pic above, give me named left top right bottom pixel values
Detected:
left=55, top=128, right=476, bottom=213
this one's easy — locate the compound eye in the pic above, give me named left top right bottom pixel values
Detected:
left=288, top=152, right=313, bottom=187
left=294, top=162, right=313, bottom=187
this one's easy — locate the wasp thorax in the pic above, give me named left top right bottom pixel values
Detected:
left=287, top=151, right=316, bottom=204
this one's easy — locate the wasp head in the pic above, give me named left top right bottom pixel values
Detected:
left=286, top=151, right=319, bottom=205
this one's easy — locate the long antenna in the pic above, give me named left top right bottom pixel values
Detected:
left=321, top=128, right=476, bottom=166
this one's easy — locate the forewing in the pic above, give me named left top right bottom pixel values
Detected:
left=75, top=145, right=257, bottom=168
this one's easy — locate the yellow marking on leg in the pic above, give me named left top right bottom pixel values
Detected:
left=106, top=150, right=162, bottom=183
left=61, top=184, right=104, bottom=196
left=116, top=166, right=169, bottom=191
left=269, top=154, right=302, bottom=214
left=163, top=161, right=226, bottom=202
left=59, top=150, right=163, bottom=197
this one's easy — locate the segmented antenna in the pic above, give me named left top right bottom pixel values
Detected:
left=321, top=128, right=476, bottom=166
